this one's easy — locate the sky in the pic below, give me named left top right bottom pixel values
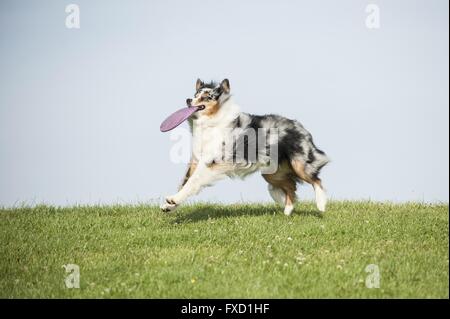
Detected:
left=0, top=0, right=448, bottom=206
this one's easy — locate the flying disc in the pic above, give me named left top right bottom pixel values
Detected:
left=160, top=106, right=201, bottom=132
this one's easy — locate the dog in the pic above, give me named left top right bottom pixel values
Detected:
left=161, top=79, right=329, bottom=215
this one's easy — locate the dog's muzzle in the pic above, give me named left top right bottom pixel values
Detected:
left=186, top=99, right=205, bottom=111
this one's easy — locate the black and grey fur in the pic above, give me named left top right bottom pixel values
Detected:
left=229, top=113, right=329, bottom=179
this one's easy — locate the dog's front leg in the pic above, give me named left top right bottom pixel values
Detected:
left=161, top=162, right=230, bottom=211
left=179, top=160, right=198, bottom=190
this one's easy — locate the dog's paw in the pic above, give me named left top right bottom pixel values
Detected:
left=165, top=196, right=178, bottom=206
left=160, top=196, right=178, bottom=212
left=284, top=204, right=294, bottom=216
left=160, top=202, right=177, bottom=212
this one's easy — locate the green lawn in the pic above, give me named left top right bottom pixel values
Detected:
left=0, top=201, right=448, bottom=298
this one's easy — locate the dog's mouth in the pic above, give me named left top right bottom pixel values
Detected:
left=193, top=105, right=205, bottom=111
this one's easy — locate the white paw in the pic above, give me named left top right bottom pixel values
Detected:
left=315, top=187, right=327, bottom=212
left=160, top=202, right=177, bottom=212
left=284, top=204, right=294, bottom=216
left=160, top=196, right=178, bottom=212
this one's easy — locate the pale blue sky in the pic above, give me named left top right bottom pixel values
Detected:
left=0, top=0, right=448, bottom=206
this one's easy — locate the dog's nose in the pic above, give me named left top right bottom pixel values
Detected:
left=186, top=98, right=192, bottom=106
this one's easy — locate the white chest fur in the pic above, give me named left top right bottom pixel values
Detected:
left=191, top=99, right=240, bottom=164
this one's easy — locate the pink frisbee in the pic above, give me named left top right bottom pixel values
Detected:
left=160, top=106, right=201, bottom=132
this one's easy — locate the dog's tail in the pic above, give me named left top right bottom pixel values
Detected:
left=304, top=143, right=330, bottom=180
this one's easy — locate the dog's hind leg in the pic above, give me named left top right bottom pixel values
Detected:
left=267, top=184, right=286, bottom=205
left=290, top=159, right=327, bottom=212
left=262, top=171, right=297, bottom=216
left=313, top=180, right=327, bottom=212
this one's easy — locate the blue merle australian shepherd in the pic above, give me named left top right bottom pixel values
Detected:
left=161, top=79, right=329, bottom=215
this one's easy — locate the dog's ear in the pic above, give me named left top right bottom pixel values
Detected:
left=196, top=78, right=204, bottom=91
left=220, top=79, right=230, bottom=94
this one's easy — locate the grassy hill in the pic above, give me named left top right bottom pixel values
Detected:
left=0, top=201, right=448, bottom=298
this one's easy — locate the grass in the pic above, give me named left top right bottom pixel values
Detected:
left=0, top=201, right=448, bottom=298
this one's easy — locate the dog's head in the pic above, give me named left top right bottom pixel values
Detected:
left=186, top=79, right=231, bottom=118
